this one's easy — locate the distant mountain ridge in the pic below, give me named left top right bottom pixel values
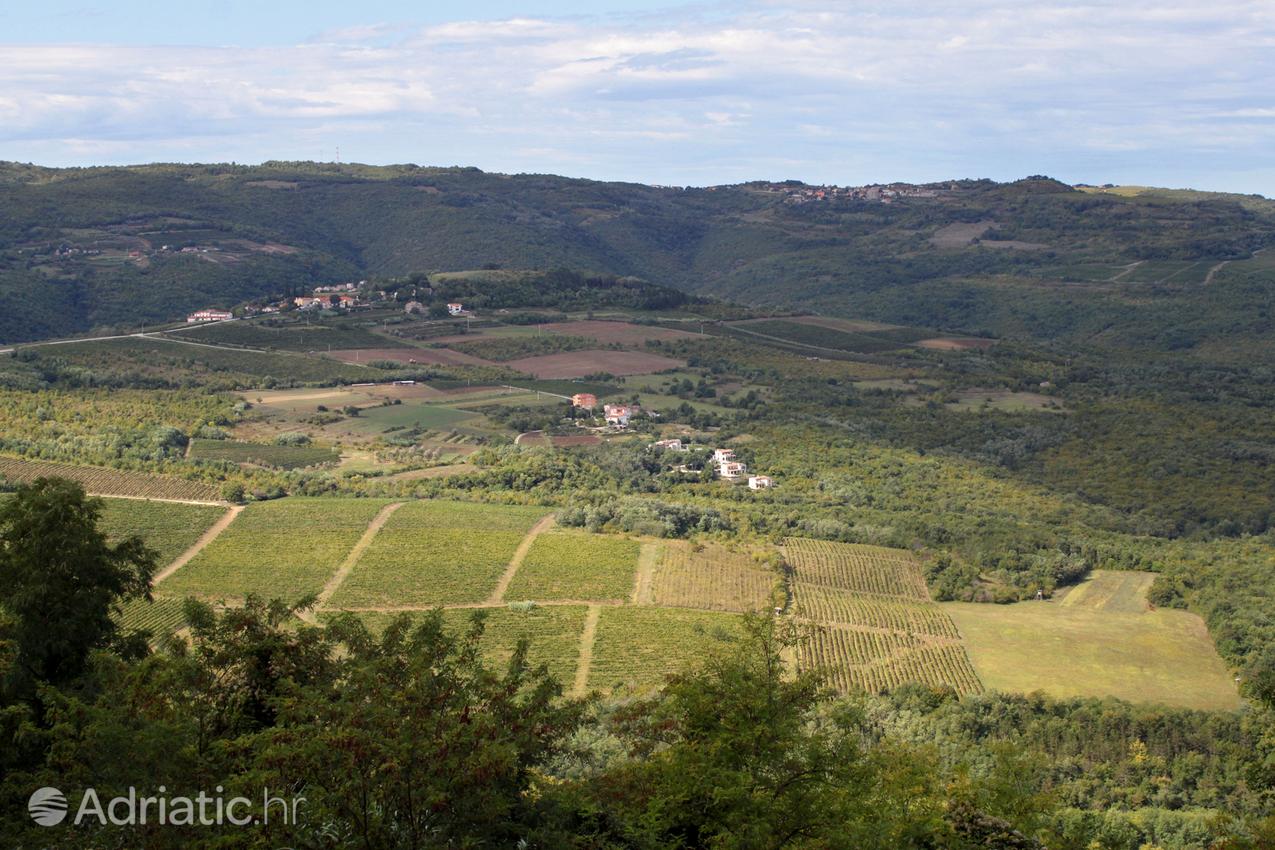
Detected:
left=1, top=162, right=1272, bottom=355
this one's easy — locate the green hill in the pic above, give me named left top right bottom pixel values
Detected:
left=3, top=162, right=1273, bottom=356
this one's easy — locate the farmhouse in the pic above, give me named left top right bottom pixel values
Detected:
left=604, top=403, right=639, bottom=427
left=294, top=296, right=325, bottom=309
left=748, top=475, right=774, bottom=490
left=651, top=438, right=686, bottom=451
left=712, top=448, right=736, bottom=464
left=719, top=461, right=749, bottom=480
left=186, top=309, right=233, bottom=323
left=571, top=392, right=599, bottom=410
left=447, top=302, right=465, bottom=316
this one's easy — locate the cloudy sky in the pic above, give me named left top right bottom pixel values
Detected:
left=3, top=0, right=1274, bottom=193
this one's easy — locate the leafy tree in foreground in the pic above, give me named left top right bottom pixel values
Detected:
left=0, top=477, right=155, bottom=704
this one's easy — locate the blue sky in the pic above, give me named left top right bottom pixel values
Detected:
left=3, top=1, right=1274, bottom=194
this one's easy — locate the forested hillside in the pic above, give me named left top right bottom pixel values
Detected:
left=3, top=162, right=1273, bottom=355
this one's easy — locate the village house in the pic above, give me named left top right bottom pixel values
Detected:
left=651, top=438, right=686, bottom=451
left=712, top=448, right=736, bottom=465
left=186, top=309, right=233, bottom=323
left=294, top=296, right=324, bottom=309
left=447, top=302, right=464, bottom=316
left=571, top=392, right=599, bottom=410
left=748, top=475, right=774, bottom=490
left=719, top=461, right=749, bottom=480
left=604, top=403, right=639, bottom=427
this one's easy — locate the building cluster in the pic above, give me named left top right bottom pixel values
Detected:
left=603, top=403, right=640, bottom=427
left=648, top=440, right=773, bottom=490
left=755, top=182, right=944, bottom=205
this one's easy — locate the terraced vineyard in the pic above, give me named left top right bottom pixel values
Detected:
left=330, top=501, right=549, bottom=607
left=159, top=498, right=393, bottom=601
left=506, top=531, right=639, bottom=602
left=589, top=606, right=743, bottom=693
left=0, top=456, right=221, bottom=502
left=783, top=538, right=982, bottom=695
left=650, top=541, right=781, bottom=612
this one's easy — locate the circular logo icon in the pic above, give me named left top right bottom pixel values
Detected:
left=28, top=787, right=67, bottom=827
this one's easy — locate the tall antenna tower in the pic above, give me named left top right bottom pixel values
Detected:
left=335, top=145, right=341, bottom=164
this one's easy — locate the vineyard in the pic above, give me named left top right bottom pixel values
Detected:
left=159, top=498, right=393, bottom=601
left=328, top=605, right=590, bottom=684
left=588, top=607, right=743, bottom=693
left=0, top=456, right=221, bottom=502
left=650, top=541, right=782, bottom=613
left=783, top=538, right=983, bottom=695
left=800, top=626, right=984, bottom=695
left=116, top=597, right=191, bottom=643
left=330, top=501, right=549, bottom=607
left=506, top=531, right=639, bottom=602
left=792, top=585, right=960, bottom=639
left=783, top=538, right=930, bottom=600
left=98, top=498, right=228, bottom=565
left=188, top=438, right=339, bottom=470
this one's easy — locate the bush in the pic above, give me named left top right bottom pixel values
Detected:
left=274, top=432, right=312, bottom=447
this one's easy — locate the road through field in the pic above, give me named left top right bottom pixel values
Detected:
left=310, top=502, right=405, bottom=618
left=631, top=542, right=661, bottom=604
left=487, top=513, right=556, bottom=604
left=572, top=605, right=602, bottom=697
left=153, top=505, right=244, bottom=585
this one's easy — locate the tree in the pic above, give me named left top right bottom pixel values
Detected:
left=0, top=478, right=156, bottom=703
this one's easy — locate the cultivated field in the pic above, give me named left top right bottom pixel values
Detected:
left=158, top=498, right=393, bottom=601
left=0, top=456, right=221, bottom=502
left=505, top=531, right=640, bottom=601
left=784, top=538, right=983, bottom=695
left=327, top=347, right=495, bottom=367
left=915, top=337, right=997, bottom=351
left=1056, top=569, right=1154, bottom=614
left=330, top=501, right=549, bottom=607
left=588, top=606, right=743, bottom=693
left=116, top=597, right=190, bottom=642
left=188, top=438, right=338, bottom=469
left=504, top=350, right=684, bottom=379
left=649, top=541, right=781, bottom=612
left=946, top=584, right=1242, bottom=711
left=540, top=320, right=698, bottom=345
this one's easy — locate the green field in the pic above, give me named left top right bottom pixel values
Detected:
left=505, top=531, right=640, bottom=601
left=98, top=498, right=227, bottom=565
left=171, top=318, right=408, bottom=351
left=945, top=571, right=1241, bottom=711
left=329, top=501, right=549, bottom=607
left=158, top=498, right=392, bottom=602
left=588, top=606, right=742, bottom=693
left=116, top=597, right=190, bottom=642
left=188, top=438, right=339, bottom=469
left=330, top=605, right=589, bottom=685
left=344, top=402, right=479, bottom=433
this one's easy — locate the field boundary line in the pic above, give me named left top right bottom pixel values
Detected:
left=572, top=604, right=602, bottom=697
left=310, top=502, right=405, bottom=619
left=154, top=505, right=244, bottom=585
left=487, top=513, right=556, bottom=604
left=632, top=541, right=661, bottom=604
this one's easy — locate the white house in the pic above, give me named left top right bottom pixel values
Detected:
left=719, top=461, right=748, bottom=480
left=651, top=438, right=687, bottom=452
left=748, top=475, right=774, bottom=490
left=604, top=404, right=639, bottom=427
left=712, top=448, right=736, bottom=465
left=447, top=302, right=464, bottom=316
left=186, top=309, right=233, bottom=323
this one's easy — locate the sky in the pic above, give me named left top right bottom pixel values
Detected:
left=2, top=0, right=1275, bottom=194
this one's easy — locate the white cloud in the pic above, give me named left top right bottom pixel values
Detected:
left=1, top=1, right=1274, bottom=192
